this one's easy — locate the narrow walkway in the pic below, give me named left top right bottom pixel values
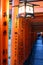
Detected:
left=24, top=36, right=43, bottom=65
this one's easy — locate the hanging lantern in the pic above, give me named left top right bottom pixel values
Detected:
left=18, top=2, right=34, bottom=17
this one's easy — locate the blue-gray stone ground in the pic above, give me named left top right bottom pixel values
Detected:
left=24, top=35, right=43, bottom=65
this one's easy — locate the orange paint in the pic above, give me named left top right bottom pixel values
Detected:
left=18, top=18, right=25, bottom=65
left=1, top=0, right=9, bottom=65
left=11, top=0, right=19, bottom=65
left=30, top=1, right=43, bottom=12
left=25, top=19, right=31, bottom=60
left=9, top=1, right=43, bottom=13
left=0, top=0, right=1, bottom=64
left=11, top=1, right=43, bottom=65
left=11, top=0, right=26, bottom=64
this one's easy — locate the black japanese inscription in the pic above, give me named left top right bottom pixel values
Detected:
left=3, top=49, right=5, bottom=55
left=3, top=30, right=7, bottom=35
left=14, top=62, right=16, bottom=65
left=15, top=32, right=18, bottom=34
left=3, top=59, right=7, bottom=64
left=3, top=21, right=7, bottom=26
left=3, top=12, right=7, bottom=17
left=3, top=49, right=7, bottom=55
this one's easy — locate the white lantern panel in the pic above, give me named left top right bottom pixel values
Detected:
left=19, top=6, right=25, bottom=14
left=26, top=6, right=33, bottom=13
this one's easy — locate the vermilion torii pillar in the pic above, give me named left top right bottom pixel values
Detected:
left=1, top=0, right=9, bottom=65
left=0, top=0, right=1, bottom=64
left=11, top=0, right=19, bottom=65
left=11, top=0, right=25, bottom=65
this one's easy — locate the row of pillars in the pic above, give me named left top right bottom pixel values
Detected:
left=0, top=0, right=37, bottom=65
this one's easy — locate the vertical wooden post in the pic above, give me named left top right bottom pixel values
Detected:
left=0, top=0, right=1, bottom=64
left=18, top=18, right=25, bottom=65
left=11, top=0, right=25, bottom=65
left=11, top=0, right=19, bottom=65
left=1, top=0, right=9, bottom=65
left=25, top=19, right=32, bottom=60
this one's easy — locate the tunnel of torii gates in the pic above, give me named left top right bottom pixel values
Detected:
left=0, top=0, right=43, bottom=65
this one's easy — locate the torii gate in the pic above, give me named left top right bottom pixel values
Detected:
left=0, top=0, right=34, bottom=65
left=0, top=0, right=38, bottom=65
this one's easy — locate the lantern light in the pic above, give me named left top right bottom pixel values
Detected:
left=18, top=2, right=34, bottom=17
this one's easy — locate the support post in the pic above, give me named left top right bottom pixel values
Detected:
left=11, top=0, right=19, bottom=65
left=1, top=0, right=9, bottom=65
left=11, top=0, right=25, bottom=65
left=0, top=0, right=1, bottom=64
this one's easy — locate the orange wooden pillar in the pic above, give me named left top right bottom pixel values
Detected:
left=1, top=0, right=9, bottom=65
left=18, top=18, right=25, bottom=65
left=0, top=0, right=1, bottom=64
left=11, top=0, right=19, bottom=65
left=11, top=0, right=26, bottom=65
left=31, top=25, right=34, bottom=46
left=25, top=19, right=32, bottom=60
left=31, top=32, right=37, bottom=47
left=31, top=32, right=35, bottom=47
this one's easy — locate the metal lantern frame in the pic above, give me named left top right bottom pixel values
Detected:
left=18, top=2, right=34, bottom=18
